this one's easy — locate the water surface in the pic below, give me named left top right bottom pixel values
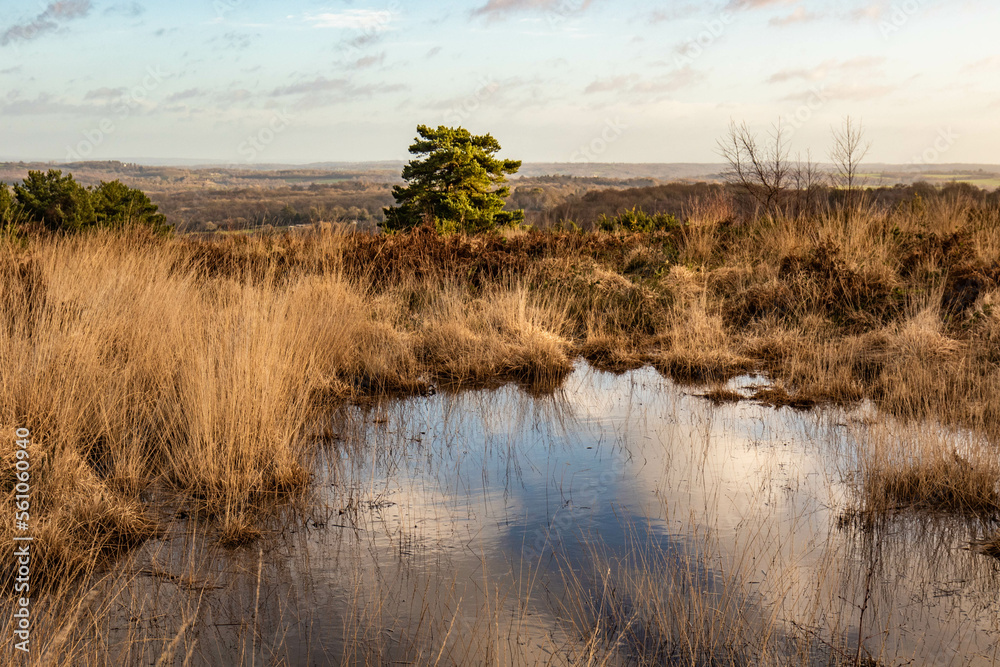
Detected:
left=112, top=365, right=1000, bottom=665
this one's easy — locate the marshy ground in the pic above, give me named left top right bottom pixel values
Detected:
left=4, top=190, right=1000, bottom=665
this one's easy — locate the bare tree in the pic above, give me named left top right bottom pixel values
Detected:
left=829, top=116, right=872, bottom=211
left=717, top=119, right=791, bottom=217
left=792, top=149, right=824, bottom=216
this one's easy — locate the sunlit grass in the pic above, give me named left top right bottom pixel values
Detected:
left=3, top=190, right=1000, bottom=663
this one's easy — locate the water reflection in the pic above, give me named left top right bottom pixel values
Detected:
left=103, top=364, right=1000, bottom=665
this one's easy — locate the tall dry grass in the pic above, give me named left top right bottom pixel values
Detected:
left=3, top=189, right=1000, bottom=661
left=0, top=228, right=578, bottom=590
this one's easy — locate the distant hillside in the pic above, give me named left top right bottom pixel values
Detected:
left=4, top=160, right=1000, bottom=190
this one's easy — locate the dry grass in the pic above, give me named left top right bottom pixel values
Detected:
left=0, top=228, right=580, bottom=597
left=857, top=422, right=1000, bottom=515
left=699, top=386, right=745, bottom=405
left=6, top=199, right=1000, bottom=589
left=4, top=191, right=1000, bottom=662
left=417, top=281, right=573, bottom=389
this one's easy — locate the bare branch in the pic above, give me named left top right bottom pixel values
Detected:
left=829, top=115, right=872, bottom=211
left=717, top=119, right=790, bottom=217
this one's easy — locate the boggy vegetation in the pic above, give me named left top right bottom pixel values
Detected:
left=3, top=185, right=1000, bottom=660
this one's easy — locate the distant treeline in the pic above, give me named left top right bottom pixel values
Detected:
left=151, top=175, right=1000, bottom=233
left=156, top=181, right=395, bottom=231
left=529, top=180, right=1000, bottom=229
left=529, top=182, right=723, bottom=228
left=159, top=175, right=651, bottom=232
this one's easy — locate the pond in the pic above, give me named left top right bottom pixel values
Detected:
left=106, top=364, right=1000, bottom=665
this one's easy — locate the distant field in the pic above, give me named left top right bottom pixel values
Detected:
left=3, top=160, right=999, bottom=232
left=866, top=170, right=1000, bottom=188
left=919, top=175, right=1000, bottom=188
left=276, top=175, right=354, bottom=184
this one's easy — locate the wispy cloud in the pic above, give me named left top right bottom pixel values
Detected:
left=0, top=91, right=90, bottom=115
left=305, top=9, right=395, bottom=30
left=771, top=54, right=895, bottom=104
left=353, top=52, right=386, bottom=69
left=768, top=56, right=885, bottom=83
left=849, top=2, right=889, bottom=21
left=769, top=7, right=821, bottom=25
left=584, top=68, right=699, bottom=98
left=103, top=2, right=145, bottom=18
left=165, top=88, right=205, bottom=103
left=584, top=75, right=634, bottom=95
left=648, top=5, right=701, bottom=23
left=1, top=0, right=92, bottom=46
left=726, top=0, right=797, bottom=10
left=270, top=77, right=405, bottom=99
left=473, top=0, right=593, bottom=19
left=84, top=86, right=127, bottom=100
left=963, top=56, right=1000, bottom=72
left=782, top=81, right=896, bottom=102
left=218, top=31, right=257, bottom=51
left=215, top=88, right=254, bottom=104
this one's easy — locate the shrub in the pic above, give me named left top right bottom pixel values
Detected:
left=596, top=206, right=680, bottom=233
left=0, top=182, right=16, bottom=229
left=14, top=169, right=96, bottom=231
left=91, top=180, right=171, bottom=233
left=11, top=170, right=170, bottom=234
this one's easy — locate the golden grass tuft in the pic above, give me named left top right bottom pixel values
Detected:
left=217, top=511, right=266, bottom=548
left=653, top=349, right=754, bottom=385
left=857, top=418, right=1000, bottom=516
left=418, top=283, right=573, bottom=388
left=577, top=335, right=645, bottom=374
left=867, top=450, right=1000, bottom=514
left=750, top=384, right=817, bottom=410
left=700, top=386, right=744, bottom=405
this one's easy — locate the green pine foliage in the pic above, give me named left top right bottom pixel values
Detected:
left=10, top=169, right=171, bottom=234
left=0, top=182, right=15, bottom=229
left=91, top=179, right=170, bottom=232
left=14, top=169, right=96, bottom=231
left=383, top=125, right=524, bottom=234
left=596, top=206, right=680, bottom=233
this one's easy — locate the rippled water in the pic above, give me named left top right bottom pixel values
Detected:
left=111, top=364, right=1000, bottom=665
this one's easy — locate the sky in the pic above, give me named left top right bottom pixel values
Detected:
left=0, top=0, right=998, bottom=165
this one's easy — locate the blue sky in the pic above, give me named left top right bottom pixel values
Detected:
left=1, top=0, right=998, bottom=165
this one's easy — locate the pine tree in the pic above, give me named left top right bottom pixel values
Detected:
left=91, top=180, right=171, bottom=232
left=12, top=170, right=170, bottom=234
left=14, top=170, right=96, bottom=231
left=383, top=125, right=524, bottom=233
left=0, top=182, right=14, bottom=228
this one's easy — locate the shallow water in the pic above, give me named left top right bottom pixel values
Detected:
left=110, top=365, right=1000, bottom=665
